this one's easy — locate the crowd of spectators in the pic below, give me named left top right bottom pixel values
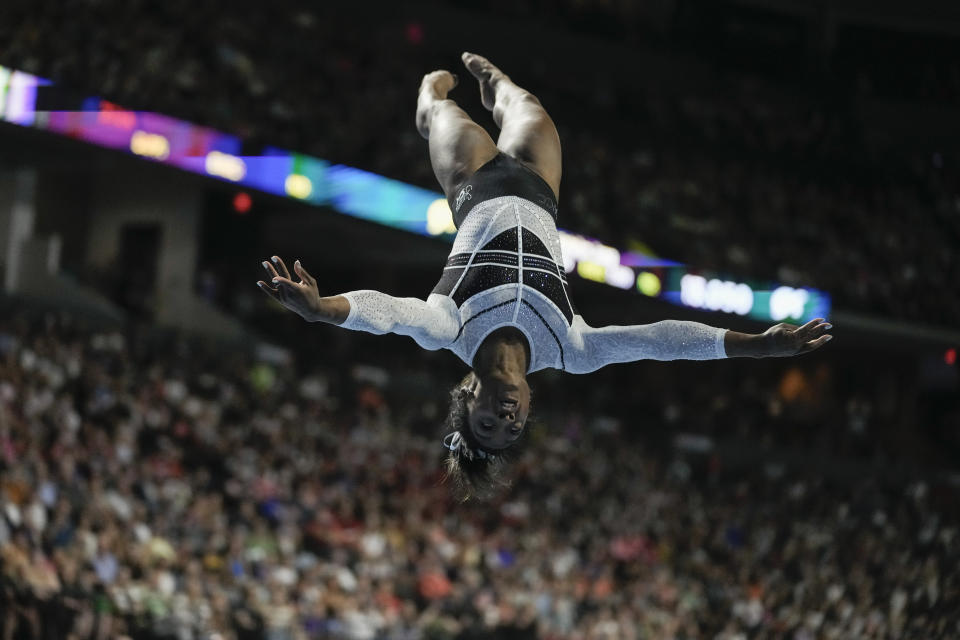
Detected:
left=0, top=0, right=958, bottom=326
left=1, top=311, right=957, bottom=639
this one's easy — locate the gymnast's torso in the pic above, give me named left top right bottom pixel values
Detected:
left=339, top=154, right=728, bottom=373
left=432, top=159, right=577, bottom=372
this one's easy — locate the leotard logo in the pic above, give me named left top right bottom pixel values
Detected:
left=455, top=185, right=473, bottom=212
left=536, top=193, right=557, bottom=215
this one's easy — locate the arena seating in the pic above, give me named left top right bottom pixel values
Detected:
left=0, top=313, right=955, bottom=638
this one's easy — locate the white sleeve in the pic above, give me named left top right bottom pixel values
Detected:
left=565, top=315, right=728, bottom=374
left=339, top=291, right=460, bottom=351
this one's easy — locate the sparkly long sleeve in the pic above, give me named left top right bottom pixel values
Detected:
left=339, top=291, right=461, bottom=351
left=565, top=316, right=728, bottom=374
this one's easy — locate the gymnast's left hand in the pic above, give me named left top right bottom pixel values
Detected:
left=761, top=317, right=833, bottom=357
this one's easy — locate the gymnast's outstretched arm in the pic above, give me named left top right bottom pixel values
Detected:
left=564, top=315, right=832, bottom=374
left=257, top=255, right=459, bottom=350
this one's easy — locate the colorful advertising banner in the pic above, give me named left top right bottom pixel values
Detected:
left=0, top=64, right=829, bottom=322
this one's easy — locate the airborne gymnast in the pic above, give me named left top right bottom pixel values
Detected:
left=257, top=53, right=833, bottom=498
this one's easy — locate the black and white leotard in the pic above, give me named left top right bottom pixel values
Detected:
left=341, top=154, right=728, bottom=373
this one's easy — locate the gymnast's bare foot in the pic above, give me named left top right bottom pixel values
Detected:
left=417, top=70, right=460, bottom=139
left=420, top=69, right=459, bottom=98
left=462, top=52, right=508, bottom=111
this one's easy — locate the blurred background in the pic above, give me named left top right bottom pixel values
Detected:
left=0, top=0, right=958, bottom=638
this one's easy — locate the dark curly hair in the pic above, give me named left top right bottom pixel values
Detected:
left=440, top=372, right=531, bottom=501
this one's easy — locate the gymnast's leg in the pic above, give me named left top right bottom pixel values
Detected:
left=462, top=52, right=562, bottom=199
left=416, top=69, right=499, bottom=199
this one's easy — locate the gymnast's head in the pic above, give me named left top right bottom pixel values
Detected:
left=441, top=370, right=532, bottom=500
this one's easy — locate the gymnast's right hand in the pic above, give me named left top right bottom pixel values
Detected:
left=257, top=255, right=324, bottom=322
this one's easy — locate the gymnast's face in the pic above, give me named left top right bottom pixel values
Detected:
left=466, top=373, right=530, bottom=450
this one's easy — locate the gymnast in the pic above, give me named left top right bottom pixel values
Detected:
left=257, top=53, right=832, bottom=498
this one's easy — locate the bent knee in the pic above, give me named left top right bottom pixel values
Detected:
left=495, top=91, right=544, bottom=116
left=514, top=91, right=544, bottom=108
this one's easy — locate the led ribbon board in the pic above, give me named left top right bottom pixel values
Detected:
left=0, top=65, right=829, bottom=322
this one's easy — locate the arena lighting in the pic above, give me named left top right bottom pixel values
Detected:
left=97, top=100, right=136, bottom=130
left=576, top=260, right=606, bottom=283
left=205, top=151, right=247, bottom=182
left=0, top=66, right=42, bottom=125
left=680, top=274, right=754, bottom=317
left=233, top=192, right=252, bottom=214
left=129, top=130, right=170, bottom=160
left=426, top=198, right=457, bottom=235
left=605, top=264, right=635, bottom=289
left=637, top=271, right=661, bottom=297
left=769, top=286, right=810, bottom=322
left=284, top=174, right=313, bottom=199
left=560, top=232, right=621, bottom=273
left=0, top=67, right=9, bottom=118
left=0, top=63, right=831, bottom=323
left=560, top=232, right=671, bottom=291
